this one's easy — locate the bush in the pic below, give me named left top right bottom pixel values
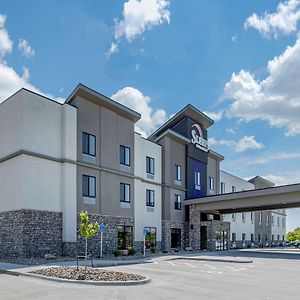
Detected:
left=150, top=247, right=156, bottom=254
left=112, top=250, right=121, bottom=257
left=128, top=247, right=136, bottom=256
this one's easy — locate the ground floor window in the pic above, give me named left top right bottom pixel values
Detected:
left=117, top=226, right=133, bottom=250
left=145, top=227, right=156, bottom=249
left=171, top=228, right=181, bottom=248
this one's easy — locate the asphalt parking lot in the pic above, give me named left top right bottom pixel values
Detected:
left=1, top=250, right=300, bottom=300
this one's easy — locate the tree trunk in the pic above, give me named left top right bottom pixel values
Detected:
left=85, top=237, right=88, bottom=260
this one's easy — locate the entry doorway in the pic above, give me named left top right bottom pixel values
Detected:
left=200, top=226, right=207, bottom=250
left=171, top=228, right=181, bottom=248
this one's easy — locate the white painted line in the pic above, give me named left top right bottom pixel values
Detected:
left=153, top=261, right=159, bottom=265
left=207, top=270, right=223, bottom=274
left=184, top=263, right=196, bottom=268
left=203, top=264, right=219, bottom=270
left=166, top=261, right=176, bottom=266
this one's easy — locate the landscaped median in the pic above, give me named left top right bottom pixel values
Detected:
left=20, top=266, right=150, bottom=286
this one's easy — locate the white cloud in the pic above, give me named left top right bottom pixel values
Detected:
left=203, top=110, right=223, bottom=122
left=0, top=15, right=63, bottom=104
left=223, top=36, right=300, bottom=136
left=18, top=39, right=35, bottom=58
left=106, top=42, right=119, bottom=58
left=209, top=135, right=264, bottom=152
left=263, top=172, right=300, bottom=185
left=0, top=15, right=13, bottom=59
left=246, top=151, right=300, bottom=166
left=244, top=0, right=300, bottom=38
left=114, top=0, right=170, bottom=42
left=231, top=34, right=237, bottom=42
left=111, top=87, right=167, bottom=137
left=226, top=128, right=236, bottom=134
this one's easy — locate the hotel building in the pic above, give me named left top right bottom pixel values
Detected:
left=0, top=84, right=286, bottom=258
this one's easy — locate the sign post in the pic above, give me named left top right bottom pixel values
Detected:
left=100, top=223, right=105, bottom=258
left=143, top=227, right=147, bottom=257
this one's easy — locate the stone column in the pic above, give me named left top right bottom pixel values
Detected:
left=188, top=205, right=201, bottom=250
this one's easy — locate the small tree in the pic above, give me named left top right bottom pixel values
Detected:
left=79, top=211, right=99, bottom=259
left=286, top=228, right=300, bottom=242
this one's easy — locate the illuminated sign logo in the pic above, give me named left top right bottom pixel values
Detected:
left=191, top=124, right=208, bottom=152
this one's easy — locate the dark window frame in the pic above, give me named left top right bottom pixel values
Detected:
left=120, top=145, right=131, bottom=166
left=145, top=227, right=156, bottom=249
left=175, top=164, right=181, bottom=181
left=82, top=132, right=96, bottom=157
left=146, top=156, right=155, bottom=175
left=120, top=182, right=131, bottom=203
left=146, top=189, right=155, bottom=207
left=220, top=182, right=225, bottom=194
left=174, top=194, right=182, bottom=210
left=82, top=175, right=96, bottom=198
left=209, top=176, right=214, bottom=190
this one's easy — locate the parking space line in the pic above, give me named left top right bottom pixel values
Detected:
left=166, top=261, right=176, bottom=266
left=203, top=264, right=219, bottom=270
left=184, top=263, right=196, bottom=268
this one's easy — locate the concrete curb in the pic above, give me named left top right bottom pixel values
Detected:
left=20, top=272, right=151, bottom=286
left=169, top=257, right=253, bottom=264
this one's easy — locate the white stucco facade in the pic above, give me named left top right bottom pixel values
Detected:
left=134, top=133, right=162, bottom=244
left=0, top=89, right=77, bottom=242
left=271, top=209, right=287, bottom=241
left=220, top=170, right=255, bottom=242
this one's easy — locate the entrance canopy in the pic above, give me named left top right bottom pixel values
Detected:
left=185, top=183, right=300, bottom=214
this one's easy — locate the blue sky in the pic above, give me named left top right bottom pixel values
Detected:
left=0, top=0, right=300, bottom=230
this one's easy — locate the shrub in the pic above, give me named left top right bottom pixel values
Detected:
left=128, top=247, right=136, bottom=256
left=150, top=247, right=156, bottom=254
left=113, top=250, right=121, bottom=257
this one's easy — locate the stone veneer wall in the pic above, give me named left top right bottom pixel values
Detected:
left=200, top=220, right=230, bottom=251
left=63, top=213, right=135, bottom=257
left=162, top=220, right=187, bottom=251
left=0, top=209, right=62, bottom=259
left=187, top=205, right=201, bottom=251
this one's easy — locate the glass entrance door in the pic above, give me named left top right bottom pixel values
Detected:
left=215, top=230, right=228, bottom=251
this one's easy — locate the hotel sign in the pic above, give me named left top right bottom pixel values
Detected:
left=191, top=124, right=208, bottom=152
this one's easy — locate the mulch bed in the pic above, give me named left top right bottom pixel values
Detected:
left=31, top=266, right=145, bottom=281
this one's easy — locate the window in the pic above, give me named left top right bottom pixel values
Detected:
left=120, top=145, right=130, bottom=166
left=232, top=186, right=236, bottom=192
left=272, top=235, right=274, bottom=242
left=282, top=218, right=285, bottom=228
left=250, top=212, right=253, bottom=222
left=175, top=165, right=181, bottom=181
left=82, top=175, right=96, bottom=198
left=117, top=226, right=133, bottom=250
left=282, top=235, right=285, bottom=241
left=145, top=227, right=156, bottom=249
left=146, top=156, right=155, bottom=174
left=82, top=132, right=96, bottom=156
left=120, top=183, right=130, bottom=203
left=146, top=189, right=155, bottom=207
left=266, top=214, right=269, bottom=224
left=209, top=177, right=214, bottom=190
left=242, top=233, right=246, bottom=242
left=259, top=212, right=262, bottom=223
left=277, top=235, right=280, bottom=241
left=194, top=171, right=201, bottom=190
left=258, top=234, right=261, bottom=242
left=277, top=217, right=280, bottom=227
left=251, top=234, right=254, bottom=243
left=174, top=194, right=182, bottom=210
left=232, top=213, right=236, bottom=220
left=221, top=182, right=225, bottom=194
left=272, top=215, right=274, bottom=225
left=232, top=233, right=236, bottom=242
left=242, top=213, right=246, bottom=222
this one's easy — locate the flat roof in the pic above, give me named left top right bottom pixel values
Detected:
left=66, top=83, right=141, bottom=123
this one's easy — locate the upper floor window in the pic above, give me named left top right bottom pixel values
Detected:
left=174, top=194, right=182, bottom=210
left=146, top=156, right=155, bottom=175
left=194, top=171, right=201, bottom=190
left=82, top=132, right=96, bottom=156
left=277, top=216, right=280, bottom=227
left=220, top=182, right=225, bottom=194
left=251, top=212, right=253, bottom=222
left=146, top=189, right=155, bottom=207
left=232, top=186, right=236, bottom=192
left=209, top=177, right=214, bottom=190
left=242, top=213, right=246, bottom=222
left=232, top=213, right=236, bottom=220
left=82, top=175, right=96, bottom=198
left=175, top=165, right=181, bottom=181
left=120, top=145, right=130, bottom=166
left=259, top=212, right=262, bottom=223
left=120, top=183, right=130, bottom=203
